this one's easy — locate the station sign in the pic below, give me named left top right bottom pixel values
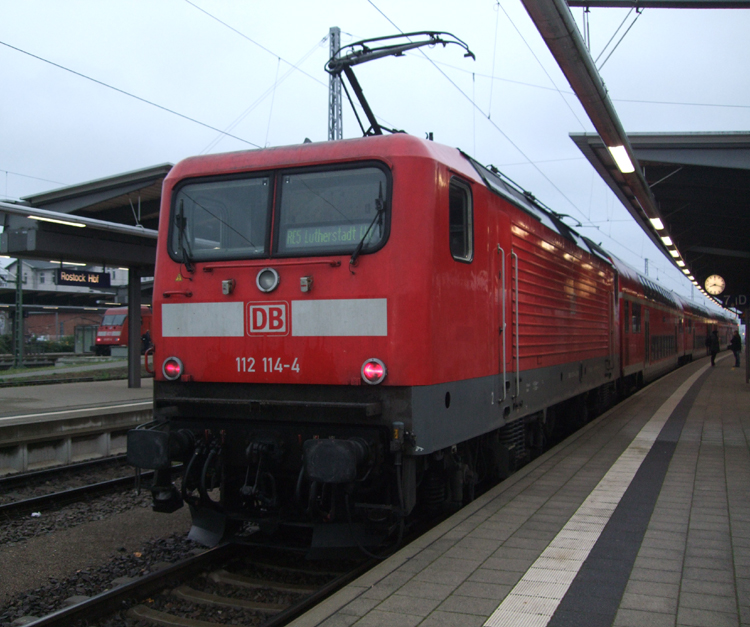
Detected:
left=720, top=294, right=749, bottom=309
left=56, top=269, right=111, bottom=288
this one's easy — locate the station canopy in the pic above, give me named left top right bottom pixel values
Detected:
left=572, top=132, right=750, bottom=310
left=1, top=163, right=170, bottom=269
left=0, top=164, right=170, bottom=307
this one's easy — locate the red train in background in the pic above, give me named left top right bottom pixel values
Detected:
left=94, top=305, right=152, bottom=356
left=127, top=133, right=736, bottom=549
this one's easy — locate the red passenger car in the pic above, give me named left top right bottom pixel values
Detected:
left=127, top=134, right=735, bottom=549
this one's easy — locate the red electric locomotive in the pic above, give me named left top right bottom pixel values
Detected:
left=94, top=305, right=153, bottom=356
left=127, top=133, right=734, bottom=549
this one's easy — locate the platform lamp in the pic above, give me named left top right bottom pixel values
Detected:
left=13, top=257, right=24, bottom=369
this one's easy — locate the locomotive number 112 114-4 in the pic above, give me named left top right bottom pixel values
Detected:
left=236, top=357, right=300, bottom=373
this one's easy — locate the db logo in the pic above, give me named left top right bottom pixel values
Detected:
left=247, top=302, right=288, bottom=335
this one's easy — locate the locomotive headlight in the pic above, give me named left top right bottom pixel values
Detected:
left=256, top=267, right=280, bottom=293
left=361, top=358, right=387, bottom=385
left=162, top=356, right=183, bottom=380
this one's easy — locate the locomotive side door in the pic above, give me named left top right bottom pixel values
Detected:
left=492, top=213, right=512, bottom=407
left=510, top=243, right=521, bottom=403
left=607, top=275, right=616, bottom=373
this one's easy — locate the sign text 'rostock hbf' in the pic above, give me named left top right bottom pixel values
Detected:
left=56, top=269, right=112, bottom=287
left=247, top=302, right=288, bottom=335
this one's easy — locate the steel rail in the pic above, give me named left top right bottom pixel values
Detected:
left=21, top=542, right=376, bottom=627
left=0, top=454, right=128, bottom=490
left=20, top=543, right=239, bottom=627
left=0, top=473, right=151, bottom=517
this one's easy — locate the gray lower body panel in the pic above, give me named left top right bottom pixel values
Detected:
left=409, top=356, right=616, bottom=455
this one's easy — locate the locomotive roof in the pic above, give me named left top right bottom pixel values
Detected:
left=166, top=134, right=479, bottom=183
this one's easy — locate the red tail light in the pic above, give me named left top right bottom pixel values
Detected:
left=361, top=358, right=387, bottom=385
left=162, top=357, right=183, bottom=380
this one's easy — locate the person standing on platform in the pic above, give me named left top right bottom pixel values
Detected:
left=730, top=330, right=742, bottom=368
left=710, top=329, right=720, bottom=366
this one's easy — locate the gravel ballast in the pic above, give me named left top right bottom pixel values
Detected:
left=0, top=493, right=193, bottom=616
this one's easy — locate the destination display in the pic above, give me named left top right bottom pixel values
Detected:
left=56, top=269, right=112, bottom=287
left=283, top=223, right=376, bottom=249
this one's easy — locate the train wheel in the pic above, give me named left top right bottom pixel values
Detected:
left=543, top=406, right=558, bottom=444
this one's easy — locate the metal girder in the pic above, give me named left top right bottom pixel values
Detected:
left=1, top=224, right=156, bottom=269
left=0, top=200, right=158, bottom=240
left=568, top=1, right=750, bottom=7
left=520, top=0, right=669, bottom=256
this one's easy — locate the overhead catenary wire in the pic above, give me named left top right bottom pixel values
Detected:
left=404, top=55, right=750, bottom=110
left=495, top=1, right=588, bottom=133
left=0, top=39, right=262, bottom=149
left=265, top=57, right=282, bottom=148
left=593, top=7, right=634, bottom=65
left=200, top=38, right=327, bottom=154
left=183, top=0, right=327, bottom=89
left=365, top=0, right=593, bottom=229
left=488, top=1, right=502, bottom=118
left=363, top=0, right=702, bottom=301
left=0, top=169, right=66, bottom=186
left=597, top=9, right=643, bottom=71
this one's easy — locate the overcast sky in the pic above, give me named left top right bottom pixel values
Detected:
left=1, top=0, right=748, bottom=308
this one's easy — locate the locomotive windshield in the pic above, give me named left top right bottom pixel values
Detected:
left=168, top=165, right=389, bottom=263
left=276, top=168, right=387, bottom=256
left=170, top=176, right=271, bottom=262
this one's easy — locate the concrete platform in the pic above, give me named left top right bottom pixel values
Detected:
left=0, top=377, right=152, bottom=421
left=291, top=352, right=750, bottom=627
left=0, top=378, right=153, bottom=473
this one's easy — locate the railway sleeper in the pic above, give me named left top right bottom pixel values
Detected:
left=172, top=585, right=287, bottom=612
left=128, top=604, right=233, bottom=627
left=208, top=569, right=317, bottom=594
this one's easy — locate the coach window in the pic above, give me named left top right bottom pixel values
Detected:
left=624, top=301, right=629, bottom=334
left=632, top=303, right=641, bottom=333
left=449, top=178, right=473, bottom=262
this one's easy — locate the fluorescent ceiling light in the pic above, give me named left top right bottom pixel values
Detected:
left=50, top=260, right=87, bottom=266
left=688, top=275, right=695, bottom=281
left=607, top=145, right=635, bottom=173
left=676, top=260, right=685, bottom=267
left=682, top=269, right=691, bottom=274
left=650, top=218, right=664, bottom=230
left=661, top=236, right=673, bottom=246
left=29, top=215, right=86, bottom=228
left=669, top=249, right=680, bottom=258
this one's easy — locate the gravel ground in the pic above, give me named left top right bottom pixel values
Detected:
left=0, top=533, right=200, bottom=626
left=0, top=487, right=193, bottom=621
left=1, top=484, right=155, bottom=547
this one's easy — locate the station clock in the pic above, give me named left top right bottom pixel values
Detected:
left=705, top=274, right=726, bottom=295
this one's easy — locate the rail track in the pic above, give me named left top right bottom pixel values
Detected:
left=0, top=456, right=169, bottom=518
left=23, top=542, right=374, bottom=627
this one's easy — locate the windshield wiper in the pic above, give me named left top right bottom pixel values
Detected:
left=176, top=199, right=195, bottom=273
left=349, top=184, right=385, bottom=271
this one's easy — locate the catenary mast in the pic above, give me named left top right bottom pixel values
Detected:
left=328, top=26, right=343, bottom=140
